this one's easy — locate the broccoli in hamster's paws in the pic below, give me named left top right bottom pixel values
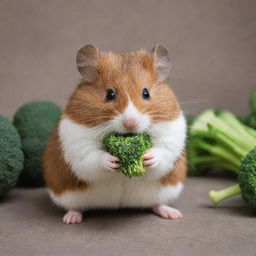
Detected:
left=103, top=133, right=153, bottom=178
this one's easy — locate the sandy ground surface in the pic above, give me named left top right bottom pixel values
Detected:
left=1, top=176, right=255, bottom=256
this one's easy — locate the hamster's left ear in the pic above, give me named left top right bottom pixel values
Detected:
left=151, top=45, right=170, bottom=81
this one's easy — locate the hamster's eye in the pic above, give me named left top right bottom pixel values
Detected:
left=142, top=88, right=150, bottom=100
left=105, top=89, right=116, bottom=102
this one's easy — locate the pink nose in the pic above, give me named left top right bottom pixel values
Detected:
left=123, top=118, right=138, bottom=129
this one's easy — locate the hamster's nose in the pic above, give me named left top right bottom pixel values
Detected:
left=123, top=118, right=138, bottom=129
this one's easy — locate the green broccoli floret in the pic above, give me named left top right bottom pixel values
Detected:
left=103, top=133, right=153, bottom=178
left=13, top=101, right=61, bottom=187
left=239, top=148, right=256, bottom=211
left=0, top=115, right=24, bottom=196
left=186, top=108, right=256, bottom=211
left=209, top=148, right=256, bottom=212
left=187, top=109, right=256, bottom=176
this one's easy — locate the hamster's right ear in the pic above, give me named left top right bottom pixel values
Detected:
left=76, top=44, right=99, bottom=82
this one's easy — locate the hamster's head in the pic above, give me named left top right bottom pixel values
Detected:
left=65, top=44, right=181, bottom=135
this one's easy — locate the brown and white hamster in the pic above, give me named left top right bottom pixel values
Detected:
left=43, top=44, right=187, bottom=224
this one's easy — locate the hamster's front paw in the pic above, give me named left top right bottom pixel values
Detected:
left=143, top=148, right=161, bottom=168
left=103, top=152, right=120, bottom=172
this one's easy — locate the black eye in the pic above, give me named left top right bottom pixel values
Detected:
left=142, top=88, right=150, bottom=100
left=105, top=89, right=116, bottom=102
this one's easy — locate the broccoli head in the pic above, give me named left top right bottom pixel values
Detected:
left=186, top=107, right=256, bottom=212
left=209, top=148, right=256, bottom=212
left=0, top=115, right=24, bottom=196
left=238, top=148, right=256, bottom=211
left=103, top=133, right=153, bottom=178
left=13, top=101, right=61, bottom=187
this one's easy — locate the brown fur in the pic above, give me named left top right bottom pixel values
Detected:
left=161, top=153, right=187, bottom=186
left=65, top=50, right=180, bottom=126
left=43, top=122, right=88, bottom=195
left=44, top=49, right=185, bottom=196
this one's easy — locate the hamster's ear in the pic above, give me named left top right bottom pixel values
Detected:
left=151, top=45, right=170, bottom=81
left=76, top=44, right=99, bottom=82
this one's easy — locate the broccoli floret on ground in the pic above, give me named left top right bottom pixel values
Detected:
left=239, top=148, right=256, bottom=211
left=13, top=101, right=61, bottom=187
left=103, top=133, right=153, bottom=178
left=209, top=148, right=256, bottom=212
left=187, top=109, right=256, bottom=211
left=0, top=115, right=24, bottom=196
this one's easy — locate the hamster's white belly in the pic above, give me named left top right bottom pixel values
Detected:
left=49, top=173, right=183, bottom=210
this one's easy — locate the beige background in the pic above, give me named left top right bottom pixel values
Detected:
left=1, top=1, right=256, bottom=255
left=0, top=0, right=256, bottom=118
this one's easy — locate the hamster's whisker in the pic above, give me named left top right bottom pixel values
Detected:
left=180, top=99, right=212, bottom=105
left=148, top=114, right=171, bottom=118
left=83, top=116, right=111, bottom=122
left=90, top=124, right=113, bottom=138
left=182, top=110, right=195, bottom=115
left=143, top=102, right=170, bottom=110
left=90, top=125, right=109, bottom=133
left=142, top=106, right=171, bottom=113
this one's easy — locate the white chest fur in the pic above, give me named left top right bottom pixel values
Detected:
left=50, top=113, right=186, bottom=210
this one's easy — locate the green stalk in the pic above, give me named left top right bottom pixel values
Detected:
left=202, top=113, right=247, bottom=144
left=193, top=139, right=241, bottom=167
left=190, top=155, right=239, bottom=173
left=208, top=126, right=249, bottom=158
left=207, top=118, right=255, bottom=154
left=192, top=110, right=256, bottom=154
left=190, top=155, right=223, bottom=165
left=218, top=111, right=256, bottom=141
left=211, top=162, right=239, bottom=173
left=193, top=129, right=245, bottom=160
left=244, top=125, right=256, bottom=138
left=209, top=184, right=241, bottom=204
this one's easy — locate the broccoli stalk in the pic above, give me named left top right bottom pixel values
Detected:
left=188, top=109, right=256, bottom=176
left=188, top=109, right=256, bottom=211
left=209, top=149, right=256, bottom=212
left=209, top=184, right=241, bottom=204
left=103, top=133, right=153, bottom=178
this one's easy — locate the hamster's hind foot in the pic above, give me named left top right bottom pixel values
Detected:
left=63, top=210, right=83, bottom=224
left=152, top=204, right=183, bottom=220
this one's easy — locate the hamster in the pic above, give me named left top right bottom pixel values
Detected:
left=43, top=44, right=187, bottom=224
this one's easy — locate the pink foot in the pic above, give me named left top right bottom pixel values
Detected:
left=63, top=210, right=82, bottom=224
left=152, top=204, right=182, bottom=219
